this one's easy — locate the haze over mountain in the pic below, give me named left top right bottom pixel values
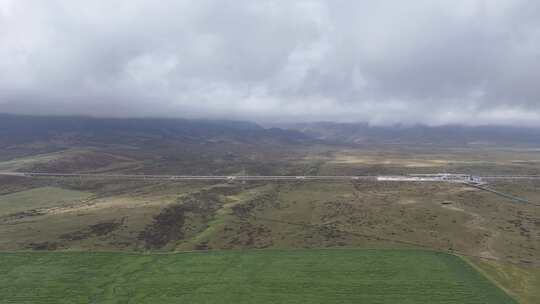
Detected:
left=1, top=1, right=540, bottom=126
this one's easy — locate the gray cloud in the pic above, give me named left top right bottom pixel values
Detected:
left=1, top=0, right=539, bottom=126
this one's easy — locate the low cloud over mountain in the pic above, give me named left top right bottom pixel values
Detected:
left=1, top=1, right=539, bottom=126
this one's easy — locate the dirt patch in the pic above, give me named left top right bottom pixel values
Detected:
left=398, top=199, right=419, bottom=205
left=327, top=153, right=448, bottom=167
left=440, top=202, right=465, bottom=212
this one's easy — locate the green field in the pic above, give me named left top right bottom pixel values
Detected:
left=0, top=249, right=517, bottom=304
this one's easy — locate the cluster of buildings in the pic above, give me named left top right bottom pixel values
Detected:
left=377, top=173, right=484, bottom=185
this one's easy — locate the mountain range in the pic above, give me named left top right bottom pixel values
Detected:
left=1, top=114, right=539, bottom=148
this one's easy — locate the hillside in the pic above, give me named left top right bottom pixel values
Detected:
left=284, top=122, right=540, bottom=147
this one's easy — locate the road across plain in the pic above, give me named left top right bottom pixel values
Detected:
left=1, top=171, right=537, bottom=205
left=1, top=171, right=540, bottom=181
left=0, top=171, right=378, bottom=181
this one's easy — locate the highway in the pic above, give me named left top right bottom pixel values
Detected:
left=1, top=171, right=537, bottom=205
left=0, top=171, right=377, bottom=181
left=1, top=171, right=539, bottom=182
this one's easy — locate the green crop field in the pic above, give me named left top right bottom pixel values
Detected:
left=0, top=249, right=517, bottom=304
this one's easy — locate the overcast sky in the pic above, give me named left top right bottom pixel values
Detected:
left=1, top=1, right=539, bottom=126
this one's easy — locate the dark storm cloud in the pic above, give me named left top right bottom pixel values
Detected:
left=1, top=0, right=539, bottom=125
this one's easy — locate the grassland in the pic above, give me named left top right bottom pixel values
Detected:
left=0, top=144, right=538, bottom=302
left=467, top=258, right=540, bottom=304
left=0, top=151, right=65, bottom=171
left=0, top=186, right=93, bottom=215
left=0, top=249, right=517, bottom=304
left=312, top=147, right=540, bottom=176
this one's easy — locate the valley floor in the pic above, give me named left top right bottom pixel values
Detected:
left=0, top=144, right=539, bottom=303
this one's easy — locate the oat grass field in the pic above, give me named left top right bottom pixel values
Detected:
left=0, top=249, right=517, bottom=304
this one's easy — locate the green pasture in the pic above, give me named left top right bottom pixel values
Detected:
left=0, top=249, right=516, bottom=304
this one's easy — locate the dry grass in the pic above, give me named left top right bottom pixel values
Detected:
left=467, top=258, right=540, bottom=304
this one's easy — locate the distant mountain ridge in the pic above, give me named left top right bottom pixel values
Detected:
left=2, top=114, right=539, bottom=148
left=0, top=114, right=311, bottom=147
left=285, top=122, right=540, bottom=147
